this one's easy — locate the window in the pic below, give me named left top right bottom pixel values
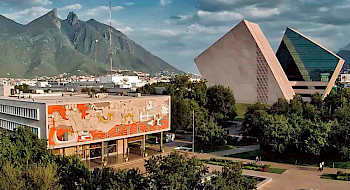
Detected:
left=0, top=104, right=39, bottom=120
left=0, top=118, right=39, bottom=136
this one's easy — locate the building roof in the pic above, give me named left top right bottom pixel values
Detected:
left=0, top=93, right=169, bottom=105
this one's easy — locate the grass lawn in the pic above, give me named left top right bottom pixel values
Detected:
left=228, top=150, right=350, bottom=170
left=186, top=144, right=236, bottom=153
left=267, top=168, right=287, bottom=174
left=320, top=174, right=336, bottom=180
left=227, top=150, right=263, bottom=160
left=321, top=173, right=350, bottom=181
left=201, top=158, right=286, bottom=174
left=235, top=103, right=250, bottom=119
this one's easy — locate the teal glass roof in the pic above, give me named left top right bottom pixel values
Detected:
left=276, top=28, right=340, bottom=82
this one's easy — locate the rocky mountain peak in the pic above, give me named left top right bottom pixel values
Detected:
left=67, top=12, right=79, bottom=26
left=50, top=8, right=59, bottom=19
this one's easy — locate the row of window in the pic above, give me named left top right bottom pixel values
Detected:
left=0, top=119, right=39, bottom=136
left=0, top=104, right=39, bottom=120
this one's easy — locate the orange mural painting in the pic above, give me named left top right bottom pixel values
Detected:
left=48, top=105, right=68, bottom=120
left=77, top=104, right=89, bottom=119
left=47, top=98, right=170, bottom=148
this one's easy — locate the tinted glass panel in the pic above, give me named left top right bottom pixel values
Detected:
left=276, top=28, right=339, bottom=82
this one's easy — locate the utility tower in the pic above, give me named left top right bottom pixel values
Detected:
left=109, top=1, right=113, bottom=72
left=94, top=35, right=98, bottom=70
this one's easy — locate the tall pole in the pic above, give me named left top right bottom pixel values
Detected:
left=94, top=39, right=98, bottom=70
left=192, top=109, right=195, bottom=155
left=109, top=1, right=113, bottom=72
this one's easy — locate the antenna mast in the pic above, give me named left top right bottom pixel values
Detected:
left=109, top=1, right=113, bottom=72
left=94, top=37, right=98, bottom=70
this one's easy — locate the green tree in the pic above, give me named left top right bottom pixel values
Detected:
left=310, top=93, right=323, bottom=109
left=137, top=83, right=156, bottom=95
left=196, top=118, right=228, bottom=149
left=289, top=95, right=304, bottom=116
left=9, top=127, right=51, bottom=167
left=301, top=121, right=332, bottom=156
left=203, top=163, right=258, bottom=190
left=166, top=75, right=191, bottom=98
left=188, top=80, right=208, bottom=107
left=171, top=97, right=192, bottom=132
left=269, top=98, right=289, bottom=115
left=0, top=162, right=61, bottom=190
left=145, top=152, right=208, bottom=190
left=55, top=156, right=89, bottom=190
left=0, top=163, right=26, bottom=190
left=111, top=168, right=148, bottom=190
left=242, top=102, right=268, bottom=139
left=206, top=85, right=237, bottom=124
left=261, top=115, right=293, bottom=154
left=25, top=163, right=61, bottom=190
left=0, top=127, right=52, bottom=169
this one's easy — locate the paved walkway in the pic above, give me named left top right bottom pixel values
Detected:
left=196, top=153, right=349, bottom=190
left=110, top=145, right=349, bottom=190
left=212, top=144, right=260, bottom=156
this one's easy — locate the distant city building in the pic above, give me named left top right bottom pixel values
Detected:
left=195, top=20, right=344, bottom=104
left=341, top=74, right=350, bottom=85
left=0, top=93, right=170, bottom=159
left=99, top=74, right=141, bottom=89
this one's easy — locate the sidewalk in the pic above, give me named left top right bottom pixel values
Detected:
left=212, top=144, right=260, bottom=156
left=196, top=153, right=349, bottom=190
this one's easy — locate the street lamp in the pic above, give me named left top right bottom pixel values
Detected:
left=192, top=109, right=195, bottom=156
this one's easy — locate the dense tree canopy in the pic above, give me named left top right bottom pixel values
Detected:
left=0, top=128, right=257, bottom=190
left=203, top=163, right=258, bottom=190
left=137, top=75, right=236, bottom=134
left=206, top=85, right=237, bottom=123
left=243, top=90, right=350, bottom=161
left=195, top=118, right=228, bottom=149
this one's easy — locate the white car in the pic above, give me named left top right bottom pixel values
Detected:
left=174, top=147, right=192, bottom=151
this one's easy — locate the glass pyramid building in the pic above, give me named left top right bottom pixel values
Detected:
left=276, top=28, right=344, bottom=98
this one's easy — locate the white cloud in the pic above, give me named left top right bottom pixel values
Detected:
left=141, top=28, right=182, bottom=37
left=174, top=10, right=243, bottom=26
left=1, top=0, right=52, bottom=7
left=243, top=5, right=280, bottom=18
left=125, top=2, right=135, bottom=6
left=3, top=6, right=51, bottom=24
left=186, top=24, right=217, bottom=35
left=103, top=19, right=121, bottom=27
left=160, top=0, right=171, bottom=7
left=119, top=26, right=134, bottom=33
left=58, top=4, right=82, bottom=11
left=85, top=6, right=124, bottom=16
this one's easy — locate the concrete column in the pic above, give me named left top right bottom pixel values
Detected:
left=160, top=132, right=163, bottom=152
left=123, top=138, right=128, bottom=157
left=101, top=141, right=105, bottom=161
left=117, top=139, right=123, bottom=154
left=142, top=135, right=146, bottom=156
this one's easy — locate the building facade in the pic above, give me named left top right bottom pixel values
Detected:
left=0, top=93, right=170, bottom=159
left=276, top=28, right=344, bottom=98
left=195, top=20, right=344, bottom=104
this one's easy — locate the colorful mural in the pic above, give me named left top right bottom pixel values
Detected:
left=47, top=97, right=170, bottom=147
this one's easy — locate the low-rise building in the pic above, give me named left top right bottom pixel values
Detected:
left=0, top=93, right=170, bottom=159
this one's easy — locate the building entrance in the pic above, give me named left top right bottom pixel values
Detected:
left=89, top=143, right=102, bottom=158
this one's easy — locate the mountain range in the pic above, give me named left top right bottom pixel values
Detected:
left=338, top=43, right=350, bottom=70
left=0, top=9, right=180, bottom=78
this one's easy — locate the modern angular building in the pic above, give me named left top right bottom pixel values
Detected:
left=195, top=20, right=344, bottom=104
left=276, top=28, right=344, bottom=98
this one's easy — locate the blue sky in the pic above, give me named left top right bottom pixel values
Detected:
left=1, top=0, right=350, bottom=74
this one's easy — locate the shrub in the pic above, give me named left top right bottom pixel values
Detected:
left=337, top=171, right=344, bottom=176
